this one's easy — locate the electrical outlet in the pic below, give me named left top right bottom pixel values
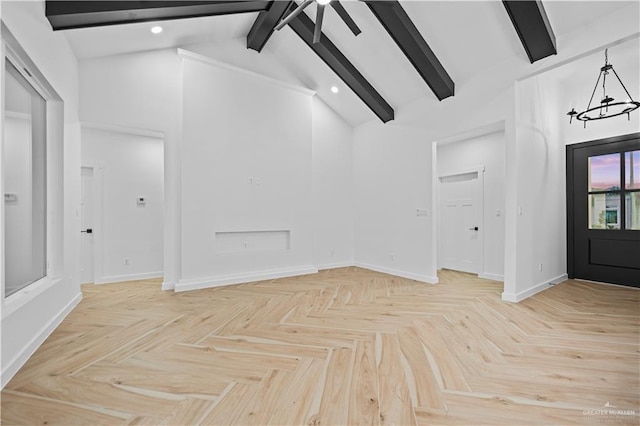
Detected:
left=538, top=263, right=543, bottom=272
left=390, top=253, right=395, bottom=261
left=124, top=258, right=130, bottom=266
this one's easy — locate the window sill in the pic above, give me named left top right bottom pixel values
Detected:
left=2, top=276, right=63, bottom=319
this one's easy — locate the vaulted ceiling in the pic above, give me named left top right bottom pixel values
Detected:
left=48, top=1, right=635, bottom=127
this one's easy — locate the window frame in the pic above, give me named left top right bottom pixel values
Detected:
left=587, top=150, right=640, bottom=231
left=623, top=149, right=640, bottom=230
left=1, top=22, right=65, bottom=316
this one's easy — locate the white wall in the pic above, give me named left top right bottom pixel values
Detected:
left=79, top=49, right=183, bottom=288
left=502, top=36, right=640, bottom=301
left=437, top=131, right=506, bottom=280
left=81, top=127, right=164, bottom=283
left=505, top=75, right=566, bottom=301
left=353, top=123, right=436, bottom=282
left=353, top=3, right=639, bottom=299
left=1, top=0, right=81, bottom=388
left=312, top=97, right=354, bottom=269
left=79, top=44, right=355, bottom=291
left=178, top=53, right=315, bottom=289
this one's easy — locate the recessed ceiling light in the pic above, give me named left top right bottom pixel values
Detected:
left=151, top=26, right=163, bottom=34
left=331, top=86, right=339, bottom=94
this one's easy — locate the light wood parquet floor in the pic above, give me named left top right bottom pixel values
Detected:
left=1, top=267, right=639, bottom=425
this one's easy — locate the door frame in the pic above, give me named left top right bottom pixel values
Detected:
left=80, top=164, right=104, bottom=284
left=436, top=165, right=485, bottom=275
left=566, top=131, right=640, bottom=281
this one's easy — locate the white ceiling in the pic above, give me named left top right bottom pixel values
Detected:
left=61, top=1, right=637, bottom=127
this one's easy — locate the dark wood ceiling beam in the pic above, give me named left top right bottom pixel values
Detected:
left=287, top=8, right=394, bottom=123
left=331, top=1, right=361, bottom=37
left=45, top=1, right=271, bottom=31
left=502, top=0, right=557, bottom=63
left=247, top=1, right=294, bottom=52
left=366, top=0, right=454, bottom=101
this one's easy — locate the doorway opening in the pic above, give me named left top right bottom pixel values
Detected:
left=80, top=125, right=164, bottom=285
left=431, top=122, right=506, bottom=283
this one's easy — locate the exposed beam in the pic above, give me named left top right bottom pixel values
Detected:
left=331, top=1, right=361, bottom=37
left=366, top=0, right=454, bottom=101
left=287, top=8, right=395, bottom=123
left=45, top=1, right=271, bottom=31
left=247, top=1, right=294, bottom=52
left=502, top=0, right=557, bottom=63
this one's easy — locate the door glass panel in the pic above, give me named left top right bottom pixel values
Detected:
left=589, top=193, right=621, bottom=229
left=589, top=153, right=620, bottom=191
left=625, top=192, right=640, bottom=230
left=625, top=150, right=640, bottom=190
left=4, top=59, right=47, bottom=297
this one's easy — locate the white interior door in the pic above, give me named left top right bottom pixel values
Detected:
left=80, top=167, right=94, bottom=284
left=440, top=172, right=480, bottom=274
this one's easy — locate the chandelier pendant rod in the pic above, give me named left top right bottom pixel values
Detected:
left=611, top=67, right=636, bottom=102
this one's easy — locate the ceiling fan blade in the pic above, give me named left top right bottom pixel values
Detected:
left=275, top=0, right=314, bottom=31
left=313, top=3, right=325, bottom=44
left=331, top=1, right=361, bottom=36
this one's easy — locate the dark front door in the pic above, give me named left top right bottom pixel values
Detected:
left=567, top=133, right=640, bottom=287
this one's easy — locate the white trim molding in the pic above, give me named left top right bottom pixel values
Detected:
left=355, top=262, right=438, bottom=284
left=81, top=121, right=165, bottom=139
left=315, top=261, right=354, bottom=271
left=162, top=281, right=176, bottom=291
left=177, top=49, right=316, bottom=97
left=434, top=121, right=505, bottom=147
left=1, top=292, right=82, bottom=388
left=94, top=271, right=164, bottom=285
left=479, top=273, right=504, bottom=282
left=174, top=265, right=319, bottom=292
left=502, top=273, right=568, bottom=303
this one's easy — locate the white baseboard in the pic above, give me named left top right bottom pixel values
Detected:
left=1, top=292, right=82, bottom=389
left=162, top=281, right=175, bottom=291
left=94, top=271, right=163, bottom=285
left=479, top=272, right=504, bottom=282
left=174, top=265, right=319, bottom=292
left=354, top=262, right=438, bottom=284
left=315, top=261, right=354, bottom=271
left=502, top=273, right=568, bottom=303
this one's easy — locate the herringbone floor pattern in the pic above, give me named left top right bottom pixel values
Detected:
left=1, top=267, right=638, bottom=425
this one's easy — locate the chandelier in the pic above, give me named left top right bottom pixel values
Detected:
left=567, top=49, right=639, bottom=127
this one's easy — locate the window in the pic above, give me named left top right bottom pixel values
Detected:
left=2, top=22, right=64, bottom=302
left=3, top=59, right=47, bottom=297
left=625, top=150, right=640, bottom=230
left=588, top=150, right=640, bottom=230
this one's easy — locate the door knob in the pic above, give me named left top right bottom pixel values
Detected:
left=469, top=227, right=478, bottom=231
left=81, top=229, right=93, bottom=234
